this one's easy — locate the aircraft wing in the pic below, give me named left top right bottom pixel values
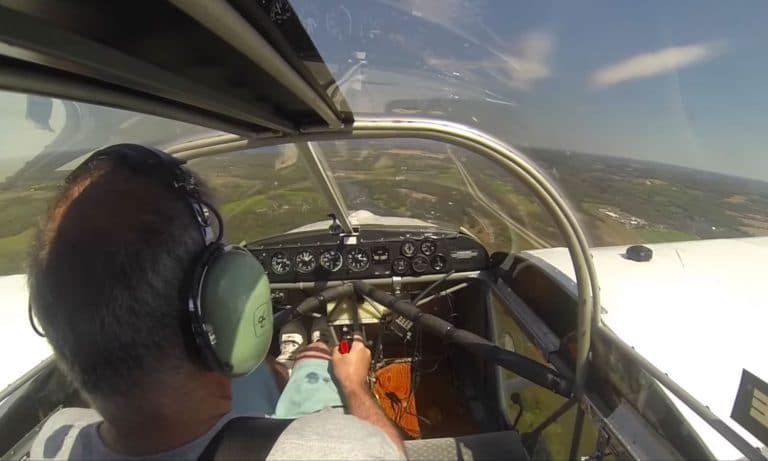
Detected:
left=0, top=275, right=50, bottom=397
left=522, top=237, right=768, bottom=460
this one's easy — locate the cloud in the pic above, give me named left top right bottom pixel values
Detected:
left=405, top=0, right=482, bottom=30
left=425, top=30, right=556, bottom=91
left=506, top=30, right=555, bottom=89
left=590, top=41, right=725, bottom=88
left=397, top=1, right=555, bottom=91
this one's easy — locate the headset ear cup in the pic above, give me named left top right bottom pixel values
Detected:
left=187, top=244, right=228, bottom=372
left=196, top=245, right=273, bottom=376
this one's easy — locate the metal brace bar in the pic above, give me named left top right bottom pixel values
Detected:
left=569, top=404, right=586, bottom=460
left=296, top=142, right=354, bottom=234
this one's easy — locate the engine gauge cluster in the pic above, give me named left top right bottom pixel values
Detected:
left=250, top=229, right=487, bottom=282
left=394, top=237, right=447, bottom=276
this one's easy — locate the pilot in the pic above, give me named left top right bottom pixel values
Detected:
left=27, top=144, right=405, bottom=460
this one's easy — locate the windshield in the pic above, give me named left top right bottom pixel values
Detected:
left=315, top=138, right=559, bottom=252
left=185, top=139, right=558, bottom=254
left=0, top=92, right=555, bottom=275
left=186, top=146, right=334, bottom=244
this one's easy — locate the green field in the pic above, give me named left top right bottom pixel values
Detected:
left=1, top=144, right=768, bottom=276
left=0, top=228, right=35, bottom=274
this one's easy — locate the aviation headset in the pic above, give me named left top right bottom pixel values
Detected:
left=31, top=144, right=273, bottom=377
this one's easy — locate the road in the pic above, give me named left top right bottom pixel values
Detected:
left=448, top=149, right=552, bottom=249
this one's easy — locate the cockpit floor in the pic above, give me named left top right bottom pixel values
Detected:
left=414, top=362, right=478, bottom=438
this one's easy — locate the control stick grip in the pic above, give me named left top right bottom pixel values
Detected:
left=339, top=338, right=352, bottom=354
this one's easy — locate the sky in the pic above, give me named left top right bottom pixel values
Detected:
left=3, top=1, right=768, bottom=182
left=293, top=0, right=768, bottom=181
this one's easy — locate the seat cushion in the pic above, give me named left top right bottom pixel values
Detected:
left=404, top=431, right=530, bottom=461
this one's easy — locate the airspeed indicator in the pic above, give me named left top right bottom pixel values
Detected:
left=320, top=249, right=343, bottom=272
left=295, top=250, right=316, bottom=273
left=347, top=248, right=371, bottom=272
left=270, top=251, right=291, bottom=274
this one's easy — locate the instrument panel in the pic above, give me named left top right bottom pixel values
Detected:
left=249, top=229, right=488, bottom=283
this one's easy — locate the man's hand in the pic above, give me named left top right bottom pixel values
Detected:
left=331, top=335, right=371, bottom=391
left=330, top=335, right=405, bottom=454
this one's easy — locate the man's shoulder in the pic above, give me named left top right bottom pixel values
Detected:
left=268, top=410, right=406, bottom=461
left=28, top=409, right=404, bottom=461
left=30, top=408, right=102, bottom=460
left=30, top=408, right=232, bottom=461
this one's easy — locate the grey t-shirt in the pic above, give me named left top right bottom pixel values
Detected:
left=30, top=408, right=405, bottom=460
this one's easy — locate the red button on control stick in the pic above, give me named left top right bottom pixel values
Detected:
left=339, top=339, right=351, bottom=354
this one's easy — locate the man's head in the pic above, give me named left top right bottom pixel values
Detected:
left=28, top=147, right=214, bottom=401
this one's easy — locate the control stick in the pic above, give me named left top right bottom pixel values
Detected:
left=339, top=295, right=363, bottom=354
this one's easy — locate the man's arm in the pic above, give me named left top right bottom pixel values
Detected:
left=331, top=338, right=405, bottom=454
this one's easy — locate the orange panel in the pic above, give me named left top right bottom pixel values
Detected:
left=373, top=362, right=421, bottom=438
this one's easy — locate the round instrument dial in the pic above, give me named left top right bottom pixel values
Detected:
left=295, top=250, right=316, bottom=273
left=392, top=257, right=409, bottom=275
left=269, top=0, right=293, bottom=23
left=412, top=255, right=430, bottom=273
left=319, top=249, right=343, bottom=272
left=431, top=254, right=448, bottom=272
left=420, top=239, right=437, bottom=256
left=401, top=240, right=417, bottom=258
left=347, top=247, right=371, bottom=272
left=270, top=251, right=291, bottom=274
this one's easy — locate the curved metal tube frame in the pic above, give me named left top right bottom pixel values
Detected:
left=178, top=117, right=601, bottom=396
